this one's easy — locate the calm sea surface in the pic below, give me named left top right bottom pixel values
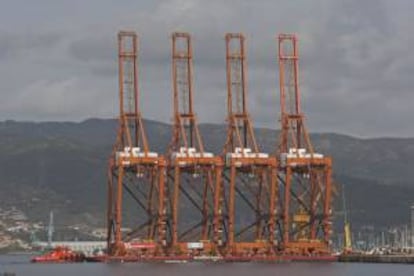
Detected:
left=0, top=255, right=413, bottom=276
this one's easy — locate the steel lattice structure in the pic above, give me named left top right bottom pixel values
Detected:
left=105, top=31, right=335, bottom=261
left=213, top=33, right=279, bottom=256
left=107, top=31, right=166, bottom=257
left=165, top=32, right=223, bottom=255
left=277, top=34, right=333, bottom=254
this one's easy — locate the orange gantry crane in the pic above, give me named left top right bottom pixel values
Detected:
left=105, top=31, right=335, bottom=261
left=276, top=34, right=333, bottom=255
left=107, top=31, right=166, bottom=256
left=215, top=33, right=278, bottom=256
left=165, top=32, right=223, bottom=255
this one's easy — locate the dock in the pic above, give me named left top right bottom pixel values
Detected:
left=339, top=254, right=414, bottom=264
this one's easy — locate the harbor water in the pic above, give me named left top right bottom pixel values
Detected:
left=1, top=255, right=413, bottom=276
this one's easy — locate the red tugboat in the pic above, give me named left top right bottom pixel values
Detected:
left=31, top=246, right=85, bottom=263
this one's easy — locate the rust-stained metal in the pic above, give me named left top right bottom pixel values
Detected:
left=215, top=33, right=278, bottom=256
left=277, top=34, right=333, bottom=255
left=107, top=31, right=166, bottom=257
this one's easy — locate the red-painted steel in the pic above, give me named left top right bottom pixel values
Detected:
left=217, top=33, right=279, bottom=256
left=107, top=31, right=166, bottom=257
left=104, top=31, right=335, bottom=261
left=277, top=34, right=333, bottom=255
left=165, top=32, right=223, bottom=255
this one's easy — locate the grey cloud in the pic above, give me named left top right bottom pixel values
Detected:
left=0, top=0, right=414, bottom=138
left=0, top=32, right=61, bottom=60
left=68, top=35, right=114, bottom=62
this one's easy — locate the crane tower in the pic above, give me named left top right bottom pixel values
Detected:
left=165, top=32, right=223, bottom=255
left=216, top=33, right=278, bottom=256
left=277, top=34, right=333, bottom=255
left=107, top=31, right=166, bottom=257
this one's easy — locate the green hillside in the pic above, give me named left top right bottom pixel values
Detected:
left=0, top=119, right=413, bottom=230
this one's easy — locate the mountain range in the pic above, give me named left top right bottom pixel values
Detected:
left=0, top=118, right=413, bottom=230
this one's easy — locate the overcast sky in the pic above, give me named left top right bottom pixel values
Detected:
left=1, top=0, right=414, bottom=137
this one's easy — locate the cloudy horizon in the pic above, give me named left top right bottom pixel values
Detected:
left=1, top=0, right=414, bottom=138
